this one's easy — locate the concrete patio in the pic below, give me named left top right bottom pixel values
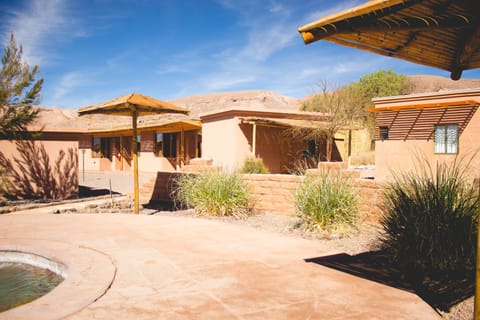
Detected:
left=0, top=212, right=439, bottom=319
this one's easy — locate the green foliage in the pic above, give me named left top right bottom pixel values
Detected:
left=239, top=157, right=269, bottom=174
left=174, top=170, right=250, bottom=218
left=295, top=172, right=359, bottom=233
left=0, top=141, right=78, bottom=200
left=351, top=69, right=411, bottom=132
left=356, top=69, right=411, bottom=108
left=379, top=157, right=478, bottom=280
left=0, top=33, right=43, bottom=139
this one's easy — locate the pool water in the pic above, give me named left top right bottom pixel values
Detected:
left=0, top=262, right=64, bottom=312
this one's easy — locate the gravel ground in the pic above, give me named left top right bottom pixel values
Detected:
left=153, top=209, right=473, bottom=320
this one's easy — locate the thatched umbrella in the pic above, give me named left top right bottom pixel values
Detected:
left=78, top=93, right=189, bottom=214
left=298, top=0, right=480, bottom=80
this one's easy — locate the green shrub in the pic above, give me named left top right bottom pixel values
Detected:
left=379, top=157, right=478, bottom=280
left=295, top=172, right=358, bottom=232
left=239, top=157, right=269, bottom=174
left=174, top=170, right=250, bottom=218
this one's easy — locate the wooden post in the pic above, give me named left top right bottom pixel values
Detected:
left=132, top=110, right=140, bottom=214
left=475, top=176, right=480, bottom=320
left=252, top=123, right=257, bottom=156
left=194, top=131, right=199, bottom=158
left=120, top=136, right=124, bottom=171
left=181, top=127, right=185, bottom=167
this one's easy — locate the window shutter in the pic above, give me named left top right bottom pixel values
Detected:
left=446, top=125, right=458, bottom=154
left=434, top=125, right=445, bottom=153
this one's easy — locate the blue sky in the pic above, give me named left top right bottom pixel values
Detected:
left=1, top=0, right=479, bottom=110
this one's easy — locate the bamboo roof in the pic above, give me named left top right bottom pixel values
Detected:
left=85, top=118, right=201, bottom=135
left=298, top=0, right=480, bottom=80
left=78, top=93, right=189, bottom=116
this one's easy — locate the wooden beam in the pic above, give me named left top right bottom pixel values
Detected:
left=451, top=21, right=480, bottom=80
left=299, top=0, right=422, bottom=44
left=302, top=14, right=473, bottom=44
left=369, top=100, right=480, bottom=112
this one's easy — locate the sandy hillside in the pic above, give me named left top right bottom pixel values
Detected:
left=408, top=75, right=480, bottom=94
left=168, top=90, right=300, bottom=118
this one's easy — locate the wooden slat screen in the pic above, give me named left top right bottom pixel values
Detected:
left=375, top=105, right=478, bottom=140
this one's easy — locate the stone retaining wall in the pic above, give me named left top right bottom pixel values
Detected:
left=241, top=174, right=299, bottom=216
left=144, top=170, right=383, bottom=224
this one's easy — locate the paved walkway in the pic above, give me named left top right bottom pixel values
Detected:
left=79, top=171, right=157, bottom=196
left=0, top=210, right=439, bottom=319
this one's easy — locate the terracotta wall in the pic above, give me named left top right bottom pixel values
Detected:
left=375, top=108, right=480, bottom=181
left=373, top=89, right=480, bottom=182
left=0, top=139, right=79, bottom=199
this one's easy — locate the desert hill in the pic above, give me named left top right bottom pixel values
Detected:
left=168, top=90, right=299, bottom=118
left=408, top=75, right=480, bottom=94
left=30, top=76, right=480, bottom=130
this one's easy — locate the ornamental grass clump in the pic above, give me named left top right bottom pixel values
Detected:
left=295, top=172, right=358, bottom=233
left=379, top=156, right=478, bottom=280
left=239, top=157, right=269, bottom=174
left=174, top=170, right=250, bottom=218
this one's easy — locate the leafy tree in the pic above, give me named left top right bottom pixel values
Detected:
left=352, top=70, right=411, bottom=131
left=0, top=33, right=43, bottom=139
left=300, top=81, right=363, bottom=161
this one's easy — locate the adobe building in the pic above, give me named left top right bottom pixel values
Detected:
left=372, top=88, right=480, bottom=181
left=200, top=107, right=344, bottom=173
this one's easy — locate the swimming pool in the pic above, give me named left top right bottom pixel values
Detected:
left=0, top=262, right=64, bottom=312
left=0, top=251, right=66, bottom=313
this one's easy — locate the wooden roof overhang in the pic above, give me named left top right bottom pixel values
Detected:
left=240, top=117, right=357, bottom=131
left=298, top=0, right=480, bottom=80
left=84, top=119, right=201, bottom=136
left=240, top=117, right=332, bottom=130
left=78, top=93, right=189, bottom=116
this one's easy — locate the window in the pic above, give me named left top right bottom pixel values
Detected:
left=434, top=124, right=458, bottom=154
left=92, top=137, right=111, bottom=158
left=155, top=132, right=177, bottom=157
left=379, top=126, right=389, bottom=140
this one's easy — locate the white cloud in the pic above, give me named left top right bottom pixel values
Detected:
left=53, top=71, right=89, bottom=101
left=2, top=0, right=84, bottom=65
left=239, top=23, right=296, bottom=62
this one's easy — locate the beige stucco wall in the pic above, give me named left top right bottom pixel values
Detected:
left=202, top=117, right=252, bottom=170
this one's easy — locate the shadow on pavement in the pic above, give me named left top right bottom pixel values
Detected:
left=79, top=186, right=121, bottom=198
left=305, top=251, right=474, bottom=313
left=143, top=200, right=176, bottom=212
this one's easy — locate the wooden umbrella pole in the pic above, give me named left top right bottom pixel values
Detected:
left=475, top=176, right=480, bottom=320
left=132, top=110, right=140, bottom=214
